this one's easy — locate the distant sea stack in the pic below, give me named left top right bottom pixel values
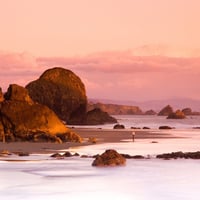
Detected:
left=88, top=102, right=143, bottom=115
left=167, top=110, right=186, bottom=119
left=0, top=84, right=82, bottom=143
left=26, top=67, right=87, bottom=124
left=158, top=105, right=173, bottom=116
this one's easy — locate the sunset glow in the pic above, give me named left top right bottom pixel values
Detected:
left=0, top=0, right=200, bottom=101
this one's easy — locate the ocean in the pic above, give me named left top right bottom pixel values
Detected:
left=0, top=115, right=200, bottom=200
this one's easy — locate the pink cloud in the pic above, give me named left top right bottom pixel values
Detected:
left=1, top=50, right=200, bottom=101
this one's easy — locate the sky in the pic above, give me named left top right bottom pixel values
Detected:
left=0, top=0, right=200, bottom=101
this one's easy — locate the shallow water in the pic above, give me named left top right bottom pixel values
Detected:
left=1, top=115, right=200, bottom=200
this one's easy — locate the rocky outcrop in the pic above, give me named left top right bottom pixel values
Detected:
left=159, top=126, right=173, bottom=129
left=92, top=149, right=126, bottom=167
left=182, top=108, right=192, bottom=115
left=26, top=67, right=87, bottom=124
left=145, top=110, right=157, bottom=115
left=88, top=102, right=143, bottom=115
left=167, top=110, right=186, bottom=119
left=0, top=84, right=82, bottom=143
left=156, top=151, right=200, bottom=159
left=84, top=108, right=117, bottom=125
left=113, top=124, right=125, bottom=129
left=0, top=88, right=4, bottom=103
left=158, top=105, right=173, bottom=116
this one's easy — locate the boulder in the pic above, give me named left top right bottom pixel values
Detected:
left=158, top=105, right=173, bottom=116
left=159, top=126, right=173, bottom=129
left=145, top=110, right=157, bottom=115
left=113, top=124, right=125, bottom=129
left=167, top=110, right=186, bottom=119
left=26, top=67, right=87, bottom=124
left=92, top=149, right=126, bottom=167
left=85, top=108, right=117, bottom=125
left=0, top=84, right=82, bottom=143
left=182, top=108, right=192, bottom=115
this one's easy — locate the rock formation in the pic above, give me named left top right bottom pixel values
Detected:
left=0, top=88, right=4, bottom=103
left=145, top=109, right=157, bottom=115
left=158, top=105, right=173, bottom=116
left=0, top=84, right=82, bottom=143
left=167, top=110, right=186, bottom=119
left=156, top=151, right=200, bottom=159
left=26, top=67, right=87, bottom=124
left=88, top=102, right=143, bottom=115
left=92, top=149, right=126, bottom=167
left=84, top=108, right=117, bottom=125
left=182, top=108, right=192, bottom=115
left=113, top=124, right=125, bottom=129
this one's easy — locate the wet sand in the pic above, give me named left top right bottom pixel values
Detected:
left=0, top=128, right=179, bottom=154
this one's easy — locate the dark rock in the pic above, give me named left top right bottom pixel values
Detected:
left=182, top=108, right=192, bottom=115
left=145, top=110, right=157, bottom=115
left=0, top=87, right=4, bottom=102
left=0, top=84, right=82, bottom=143
left=158, top=105, right=173, bottom=116
left=156, top=151, right=200, bottom=159
left=50, top=153, right=63, bottom=158
left=151, top=141, right=158, bottom=143
left=88, top=102, right=143, bottom=115
left=159, top=126, right=173, bottom=129
left=130, top=127, right=141, bottom=129
left=143, top=126, right=150, bottom=129
left=81, top=155, right=90, bottom=158
left=132, top=155, right=145, bottom=159
left=74, top=153, right=80, bottom=156
left=167, top=110, right=186, bottom=119
left=193, top=127, right=200, bottom=129
left=26, top=67, right=87, bottom=125
left=113, top=124, right=125, bottom=129
left=92, top=149, right=126, bottom=167
left=18, top=152, right=29, bottom=156
left=85, top=108, right=117, bottom=125
left=63, top=151, right=73, bottom=157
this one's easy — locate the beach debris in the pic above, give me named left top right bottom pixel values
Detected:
left=113, top=124, right=125, bottom=129
left=156, top=151, right=200, bottom=159
left=92, top=149, right=126, bottom=167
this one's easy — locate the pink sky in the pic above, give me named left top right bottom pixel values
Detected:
left=0, top=0, right=200, bottom=101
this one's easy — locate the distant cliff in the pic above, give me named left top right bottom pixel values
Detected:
left=88, top=102, right=143, bottom=115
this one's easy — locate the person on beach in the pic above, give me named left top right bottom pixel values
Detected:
left=132, top=132, right=135, bottom=142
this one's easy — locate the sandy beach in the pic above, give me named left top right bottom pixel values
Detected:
left=0, top=128, right=179, bottom=154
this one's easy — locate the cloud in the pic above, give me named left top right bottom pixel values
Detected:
left=37, top=51, right=200, bottom=74
left=1, top=50, right=200, bottom=100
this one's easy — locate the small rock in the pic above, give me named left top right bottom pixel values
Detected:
left=92, top=149, right=126, bottom=167
left=113, top=124, right=125, bottom=129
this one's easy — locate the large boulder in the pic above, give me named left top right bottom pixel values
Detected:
left=92, top=149, right=126, bottom=167
left=84, top=108, right=117, bottom=125
left=0, top=84, right=82, bottom=143
left=158, top=105, right=173, bottom=116
left=167, top=110, right=186, bottom=119
left=26, top=67, right=87, bottom=124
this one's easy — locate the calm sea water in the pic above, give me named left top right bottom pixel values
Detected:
left=1, top=115, right=200, bottom=200
left=74, top=115, right=200, bottom=129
